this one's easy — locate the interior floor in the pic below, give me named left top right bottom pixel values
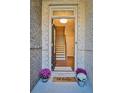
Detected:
left=56, top=57, right=74, bottom=66
left=54, top=57, right=74, bottom=71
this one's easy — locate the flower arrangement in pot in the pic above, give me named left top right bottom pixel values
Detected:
left=75, top=68, right=87, bottom=87
left=39, top=68, right=51, bottom=83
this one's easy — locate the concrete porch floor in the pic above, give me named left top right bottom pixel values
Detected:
left=31, top=78, right=92, bottom=93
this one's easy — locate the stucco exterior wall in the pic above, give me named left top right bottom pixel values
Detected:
left=30, top=49, right=42, bottom=90
left=85, top=0, right=93, bottom=86
left=30, top=0, right=42, bottom=90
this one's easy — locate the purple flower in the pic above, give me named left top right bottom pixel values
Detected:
left=39, top=68, right=51, bottom=79
left=76, top=68, right=87, bottom=75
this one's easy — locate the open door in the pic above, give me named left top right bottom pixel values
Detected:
left=52, top=18, right=75, bottom=72
left=51, top=24, right=56, bottom=70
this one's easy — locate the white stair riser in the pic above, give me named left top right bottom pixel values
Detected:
left=56, top=52, right=65, bottom=54
left=56, top=58, right=65, bottom=60
left=56, top=55, right=65, bottom=58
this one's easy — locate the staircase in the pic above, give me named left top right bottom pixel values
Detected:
left=55, top=27, right=66, bottom=61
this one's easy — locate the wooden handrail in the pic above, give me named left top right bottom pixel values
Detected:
left=64, top=31, right=67, bottom=61
left=54, top=26, right=56, bottom=69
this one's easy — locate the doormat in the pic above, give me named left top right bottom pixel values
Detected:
left=53, top=77, right=76, bottom=82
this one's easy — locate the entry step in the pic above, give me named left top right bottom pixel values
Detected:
left=52, top=71, right=75, bottom=77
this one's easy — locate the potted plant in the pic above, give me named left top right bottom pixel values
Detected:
left=39, top=68, right=51, bottom=83
left=76, top=68, right=87, bottom=87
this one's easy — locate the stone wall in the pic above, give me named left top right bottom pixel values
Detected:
left=85, top=0, right=93, bottom=87
left=30, top=0, right=42, bottom=91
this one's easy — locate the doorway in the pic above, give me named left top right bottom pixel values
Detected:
left=51, top=18, right=75, bottom=72
left=49, top=5, right=77, bottom=72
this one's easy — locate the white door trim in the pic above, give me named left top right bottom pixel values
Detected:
left=49, top=5, right=78, bottom=71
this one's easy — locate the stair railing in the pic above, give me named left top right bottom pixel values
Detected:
left=64, top=31, right=67, bottom=61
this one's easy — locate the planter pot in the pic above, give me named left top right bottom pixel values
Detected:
left=41, top=78, right=49, bottom=83
left=76, top=74, right=87, bottom=87
left=77, top=80, right=85, bottom=87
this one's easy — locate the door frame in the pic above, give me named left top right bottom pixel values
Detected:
left=49, top=5, right=78, bottom=71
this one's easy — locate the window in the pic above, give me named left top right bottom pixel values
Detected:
left=53, top=10, right=74, bottom=16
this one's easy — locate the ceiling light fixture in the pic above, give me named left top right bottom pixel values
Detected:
left=60, top=19, right=68, bottom=24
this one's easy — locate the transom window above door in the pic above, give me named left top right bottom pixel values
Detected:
left=53, top=10, right=74, bottom=16
left=50, top=5, right=77, bottom=18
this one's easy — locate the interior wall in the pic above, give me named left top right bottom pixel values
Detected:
left=30, top=0, right=42, bottom=91
left=84, top=0, right=93, bottom=87
left=65, top=19, right=74, bottom=57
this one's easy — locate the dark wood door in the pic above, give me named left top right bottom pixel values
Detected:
left=51, top=24, right=56, bottom=70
